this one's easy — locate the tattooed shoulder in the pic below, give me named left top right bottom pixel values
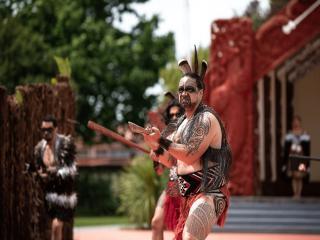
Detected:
left=185, top=112, right=212, bottom=155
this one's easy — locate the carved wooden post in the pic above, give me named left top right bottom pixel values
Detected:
left=204, top=18, right=255, bottom=195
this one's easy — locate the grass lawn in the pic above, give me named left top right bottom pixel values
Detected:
left=74, top=216, right=129, bottom=227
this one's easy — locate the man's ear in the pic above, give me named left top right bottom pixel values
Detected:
left=198, top=89, right=204, bottom=100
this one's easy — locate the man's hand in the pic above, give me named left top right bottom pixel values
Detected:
left=298, top=163, right=306, bottom=171
left=143, top=127, right=161, bottom=146
left=47, top=166, right=57, bottom=174
left=149, top=149, right=158, bottom=161
left=38, top=170, right=48, bottom=179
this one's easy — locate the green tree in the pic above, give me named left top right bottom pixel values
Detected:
left=0, top=0, right=175, bottom=142
left=243, top=0, right=266, bottom=30
left=0, top=17, right=53, bottom=89
left=242, top=0, right=289, bottom=30
left=75, top=168, right=120, bottom=216
left=268, top=0, right=290, bottom=17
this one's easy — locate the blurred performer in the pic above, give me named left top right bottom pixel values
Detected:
left=34, top=115, right=77, bottom=240
left=152, top=94, right=184, bottom=240
left=144, top=47, right=232, bottom=240
left=283, top=115, right=310, bottom=199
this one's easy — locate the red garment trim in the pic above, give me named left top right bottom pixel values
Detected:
left=163, top=194, right=181, bottom=231
left=173, top=185, right=230, bottom=240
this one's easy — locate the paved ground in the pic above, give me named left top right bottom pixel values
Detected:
left=74, top=226, right=320, bottom=240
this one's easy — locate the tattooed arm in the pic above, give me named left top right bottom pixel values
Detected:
left=147, top=132, right=176, bottom=168
left=145, top=112, right=221, bottom=165
left=150, top=150, right=176, bottom=168
left=167, top=112, right=219, bottom=165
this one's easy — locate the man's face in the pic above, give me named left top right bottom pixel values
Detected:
left=292, top=118, right=302, bottom=131
left=41, top=121, right=56, bottom=142
left=178, top=76, right=202, bottom=110
left=169, top=106, right=182, bottom=122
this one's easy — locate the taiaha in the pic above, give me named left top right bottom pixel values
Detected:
left=128, top=121, right=153, bottom=134
left=87, top=120, right=149, bottom=154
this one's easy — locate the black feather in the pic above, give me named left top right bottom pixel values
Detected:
left=200, top=60, right=208, bottom=82
left=164, top=91, right=175, bottom=100
left=178, top=59, right=192, bottom=74
left=192, top=45, right=199, bottom=75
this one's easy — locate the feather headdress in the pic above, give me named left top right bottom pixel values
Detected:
left=178, top=45, right=207, bottom=89
left=164, top=91, right=176, bottom=100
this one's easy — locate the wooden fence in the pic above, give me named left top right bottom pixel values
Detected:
left=0, top=80, right=75, bottom=240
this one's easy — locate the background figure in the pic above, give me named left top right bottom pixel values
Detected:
left=283, top=115, right=311, bottom=199
left=34, top=115, right=77, bottom=240
left=152, top=95, right=184, bottom=240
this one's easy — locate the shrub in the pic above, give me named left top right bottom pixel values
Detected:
left=118, top=155, right=165, bottom=228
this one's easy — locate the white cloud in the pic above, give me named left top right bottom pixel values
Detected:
left=115, top=0, right=270, bottom=58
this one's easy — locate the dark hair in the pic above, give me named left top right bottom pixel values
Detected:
left=164, top=99, right=184, bottom=125
left=183, top=73, right=205, bottom=90
left=42, top=115, right=57, bottom=127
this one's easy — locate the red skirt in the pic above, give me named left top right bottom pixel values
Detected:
left=163, top=180, right=181, bottom=230
left=173, top=185, right=230, bottom=240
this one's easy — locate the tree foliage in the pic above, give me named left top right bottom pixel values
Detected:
left=243, top=0, right=289, bottom=30
left=75, top=168, right=120, bottom=216
left=0, top=0, right=175, bottom=142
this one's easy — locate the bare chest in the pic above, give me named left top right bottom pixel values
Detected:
left=173, top=119, right=189, bottom=143
left=173, top=119, right=202, bottom=173
left=43, top=145, right=56, bottom=168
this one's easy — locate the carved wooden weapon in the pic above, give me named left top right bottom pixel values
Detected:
left=128, top=121, right=153, bottom=134
left=87, top=120, right=149, bottom=154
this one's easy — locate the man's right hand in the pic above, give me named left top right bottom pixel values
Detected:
left=38, top=172, right=48, bottom=178
left=143, top=127, right=161, bottom=145
left=47, top=166, right=57, bottom=173
left=149, top=150, right=158, bottom=161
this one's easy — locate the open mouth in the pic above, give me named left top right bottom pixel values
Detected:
left=181, top=98, right=191, bottom=106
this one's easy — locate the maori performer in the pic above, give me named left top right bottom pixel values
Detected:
left=151, top=93, right=184, bottom=240
left=283, top=115, right=311, bottom=199
left=143, top=47, right=232, bottom=240
left=34, top=115, right=77, bottom=240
